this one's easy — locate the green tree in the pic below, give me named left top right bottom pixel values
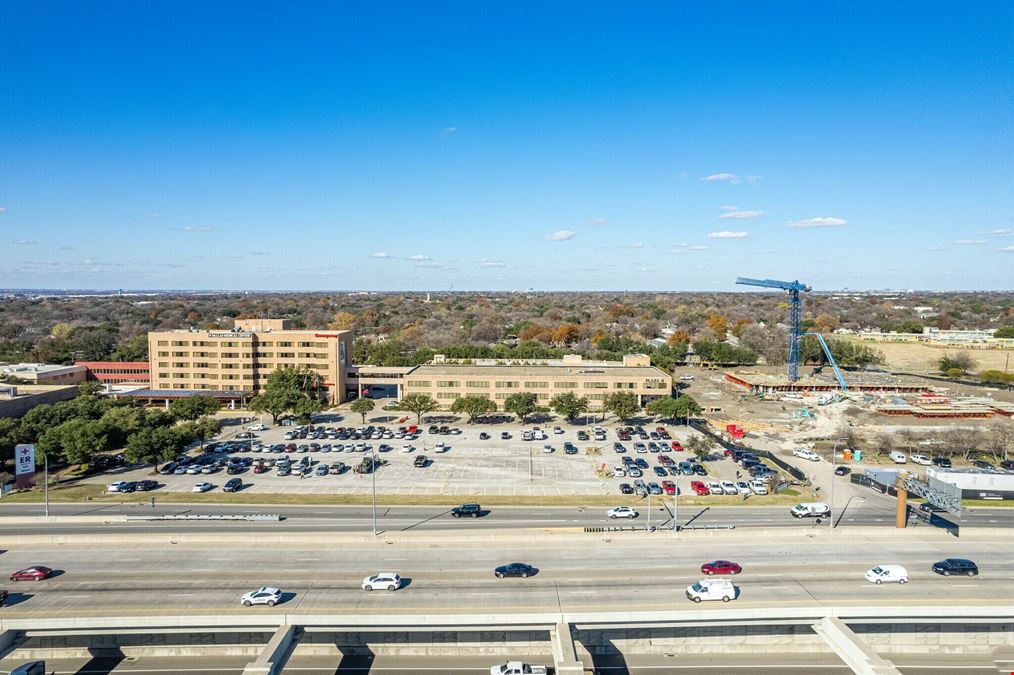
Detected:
left=994, top=326, right=1014, bottom=339
left=504, top=392, right=540, bottom=423
left=38, top=418, right=111, bottom=465
left=168, top=395, right=220, bottom=422
left=125, top=426, right=195, bottom=468
left=185, top=416, right=220, bottom=451
left=110, top=334, right=149, bottom=361
left=980, top=370, right=1014, bottom=387
left=0, top=418, right=26, bottom=462
left=647, top=396, right=702, bottom=422
left=18, top=403, right=79, bottom=442
left=99, top=405, right=145, bottom=448
left=548, top=391, right=590, bottom=422
left=938, top=352, right=975, bottom=375
left=603, top=391, right=640, bottom=423
left=398, top=393, right=439, bottom=424
left=685, top=434, right=716, bottom=462
left=350, top=396, right=376, bottom=424
left=77, top=381, right=105, bottom=398
left=249, top=367, right=321, bottom=423
left=450, top=395, right=497, bottom=423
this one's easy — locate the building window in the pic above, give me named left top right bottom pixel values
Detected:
left=554, top=381, right=578, bottom=389
left=584, top=382, right=608, bottom=389
left=524, top=381, right=549, bottom=388
left=495, top=381, right=520, bottom=389
left=465, top=381, right=489, bottom=388
left=407, top=381, right=431, bottom=388
left=436, top=380, right=460, bottom=388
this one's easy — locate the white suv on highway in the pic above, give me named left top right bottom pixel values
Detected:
left=607, top=506, right=638, bottom=519
left=240, top=586, right=281, bottom=607
left=362, top=572, right=402, bottom=592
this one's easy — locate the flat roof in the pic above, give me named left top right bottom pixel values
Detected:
left=0, top=362, right=86, bottom=375
left=408, top=363, right=671, bottom=378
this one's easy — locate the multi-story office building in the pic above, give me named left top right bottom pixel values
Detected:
left=147, top=319, right=352, bottom=404
left=400, top=354, right=672, bottom=409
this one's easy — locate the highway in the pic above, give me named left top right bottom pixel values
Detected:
left=0, top=531, right=1009, bottom=618
left=0, top=500, right=1008, bottom=535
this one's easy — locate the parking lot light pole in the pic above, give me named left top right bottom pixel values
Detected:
left=673, top=477, right=678, bottom=534
left=647, top=490, right=651, bottom=531
left=830, top=438, right=845, bottom=531
left=41, top=449, right=49, bottom=518
left=371, top=446, right=377, bottom=536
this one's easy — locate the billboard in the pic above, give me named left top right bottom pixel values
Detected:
left=15, top=444, right=36, bottom=476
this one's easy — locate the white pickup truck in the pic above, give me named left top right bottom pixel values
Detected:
left=489, top=662, right=548, bottom=675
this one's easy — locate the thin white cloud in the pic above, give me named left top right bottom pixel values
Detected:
left=701, top=172, right=741, bottom=183
left=708, top=231, right=749, bottom=239
left=406, top=254, right=431, bottom=261
left=720, top=205, right=739, bottom=211
left=13, top=240, right=37, bottom=245
left=926, top=246, right=949, bottom=251
left=0, top=207, right=7, bottom=213
left=672, top=244, right=712, bottom=253
left=544, top=230, right=575, bottom=241
left=687, top=245, right=711, bottom=251
left=786, top=216, right=847, bottom=229
left=172, top=226, right=214, bottom=233
left=954, top=239, right=986, bottom=245
left=983, top=228, right=1011, bottom=236
left=370, top=252, right=391, bottom=259
left=587, top=217, right=608, bottom=225
left=719, top=209, right=764, bottom=220
left=620, top=242, right=644, bottom=249
left=414, top=261, right=439, bottom=267
left=478, top=259, right=506, bottom=268
left=443, top=127, right=458, bottom=133
left=997, top=245, right=1014, bottom=253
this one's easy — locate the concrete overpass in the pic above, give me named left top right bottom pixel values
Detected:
left=3, top=605, right=1012, bottom=674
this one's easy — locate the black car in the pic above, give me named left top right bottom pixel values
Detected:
left=495, top=562, right=536, bottom=578
left=834, top=466, right=851, bottom=476
left=692, top=464, right=707, bottom=476
left=919, top=501, right=944, bottom=513
left=563, top=442, right=577, bottom=454
left=635, top=458, right=648, bottom=469
left=223, top=478, right=243, bottom=493
left=653, top=466, right=667, bottom=477
left=413, top=455, right=429, bottom=468
left=479, top=433, right=490, bottom=440
left=451, top=503, right=482, bottom=518
left=618, top=483, right=634, bottom=494
left=134, top=479, right=158, bottom=491
left=501, top=432, right=512, bottom=440
left=1002, top=460, right=1014, bottom=471
left=932, top=558, right=978, bottom=577
left=973, top=460, right=995, bottom=470
left=158, top=462, right=177, bottom=475
left=227, top=465, right=245, bottom=475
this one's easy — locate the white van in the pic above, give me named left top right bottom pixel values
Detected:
left=865, top=564, right=908, bottom=584
left=790, top=502, right=831, bottom=518
left=686, top=578, right=737, bottom=603
left=889, top=451, right=906, bottom=464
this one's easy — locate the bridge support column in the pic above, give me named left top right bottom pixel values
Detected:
left=0, top=629, right=23, bottom=659
left=812, top=616, right=901, bottom=674
left=243, top=624, right=297, bottom=675
left=551, top=619, right=584, bottom=675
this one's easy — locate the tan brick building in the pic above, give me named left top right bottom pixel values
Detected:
left=147, top=319, right=352, bottom=404
left=401, top=354, right=672, bottom=409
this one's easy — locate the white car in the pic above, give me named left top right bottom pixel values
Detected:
left=793, top=448, right=820, bottom=461
left=246, top=423, right=268, bottom=432
left=707, top=481, right=724, bottom=494
left=435, top=442, right=450, bottom=453
left=749, top=480, right=768, bottom=495
left=240, top=586, right=281, bottom=607
left=911, top=454, right=932, bottom=466
left=613, top=466, right=626, bottom=477
left=543, top=445, right=554, bottom=453
left=362, top=572, right=401, bottom=591
left=679, top=374, right=695, bottom=381
left=193, top=482, right=214, bottom=492
left=607, top=506, right=638, bottom=519
left=401, top=445, right=414, bottom=453
left=720, top=480, right=738, bottom=495
left=107, top=481, right=131, bottom=493
left=735, top=481, right=752, bottom=495
left=553, top=427, right=564, bottom=434
left=490, top=662, right=548, bottom=675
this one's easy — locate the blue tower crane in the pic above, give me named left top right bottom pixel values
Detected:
left=735, top=277, right=812, bottom=382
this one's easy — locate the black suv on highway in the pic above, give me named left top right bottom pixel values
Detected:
left=451, top=503, right=482, bottom=518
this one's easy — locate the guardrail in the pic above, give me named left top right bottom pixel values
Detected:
left=124, top=514, right=282, bottom=522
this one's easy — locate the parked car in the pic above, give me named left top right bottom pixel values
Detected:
left=834, top=466, right=851, bottom=476
left=241, top=586, right=281, bottom=606
left=690, top=481, right=710, bottom=495
left=494, top=562, right=536, bottom=578
left=647, top=482, right=663, bottom=495
left=720, top=480, right=738, bottom=495
left=9, top=566, right=52, bottom=581
left=866, top=565, right=908, bottom=584
left=662, top=480, right=677, bottom=495
left=692, top=464, right=707, bottom=476
left=701, top=560, right=742, bottom=575
left=735, top=481, right=752, bottom=495
left=223, top=478, right=243, bottom=492
left=607, top=506, right=638, bottom=519
left=749, top=480, right=768, bottom=495
left=931, top=558, right=978, bottom=577
left=192, top=482, right=214, bottom=493
left=563, top=442, right=577, bottom=454
left=362, top=572, right=402, bottom=591
left=107, top=481, right=134, bottom=493
left=973, top=460, right=995, bottom=470
left=413, top=455, right=429, bottom=468
left=911, top=454, right=932, bottom=466
left=706, top=481, right=724, bottom=494
left=932, top=456, right=952, bottom=468
left=451, top=503, right=483, bottom=518
left=652, top=466, right=667, bottom=477
left=618, top=482, right=633, bottom=494
left=793, top=448, right=820, bottom=461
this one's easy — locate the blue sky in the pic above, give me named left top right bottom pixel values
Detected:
left=2, top=1, right=1012, bottom=291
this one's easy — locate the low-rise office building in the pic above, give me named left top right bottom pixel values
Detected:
left=0, top=362, right=87, bottom=385
left=75, top=361, right=150, bottom=385
left=147, top=319, right=352, bottom=404
left=400, top=354, right=672, bottom=409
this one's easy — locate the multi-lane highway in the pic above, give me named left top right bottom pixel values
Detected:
left=0, top=500, right=1008, bottom=535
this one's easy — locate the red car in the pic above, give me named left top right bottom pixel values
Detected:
left=690, top=480, right=710, bottom=496
left=10, top=566, right=52, bottom=582
left=701, top=560, right=742, bottom=575
left=658, top=455, right=674, bottom=466
left=662, top=480, right=678, bottom=495
left=253, top=464, right=267, bottom=474
left=671, top=441, right=683, bottom=451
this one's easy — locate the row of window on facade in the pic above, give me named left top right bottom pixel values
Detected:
left=407, top=380, right=666, bottom=390
left=156, top=352, right=330, bottom=360
left=156, top=340, right=330, bottom=348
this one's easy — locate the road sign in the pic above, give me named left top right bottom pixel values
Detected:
left=15, top=444, right=36, bottom=476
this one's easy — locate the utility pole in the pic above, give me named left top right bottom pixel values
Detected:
left=673, top=477, right=679, bottom=533
left=42, top=449, right=49, bottom=518
left=647, top=490, right=651, bottom=531
left=371, top=446, right=377, bottom=536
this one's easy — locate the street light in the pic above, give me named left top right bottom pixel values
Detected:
left=829, top=438, right=847, bottom=531
left=371, top=445, right=377, bottom=536
left=39, top=448, right=49, bottom=518
left=673, top=476, right=679, bottom=534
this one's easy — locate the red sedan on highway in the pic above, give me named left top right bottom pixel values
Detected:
left=701, top=560, right=742, bottom=575
left=9, top=566, right=52, bottom=581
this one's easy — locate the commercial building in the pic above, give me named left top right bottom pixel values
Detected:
left=0, top=384, right=80, bottom=419
left=398, top=354, right=672, bottom=409
left=147, top=319, right=353, bottom=404
left=75, top=361, right=150, bottom=385
left=0, top=362, right=87, bottom=385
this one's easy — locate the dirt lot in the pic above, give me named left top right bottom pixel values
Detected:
left=842, top=338, right=1013, bottom=375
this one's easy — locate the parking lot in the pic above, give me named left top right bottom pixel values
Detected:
left=104, top=416, right=792, bottom=498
